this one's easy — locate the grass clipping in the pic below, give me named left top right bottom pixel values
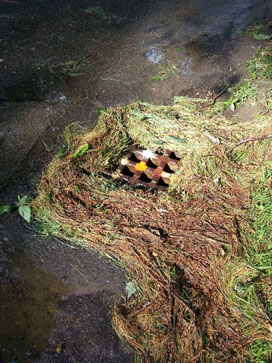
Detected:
left=33, top=97, right=272, bottom=362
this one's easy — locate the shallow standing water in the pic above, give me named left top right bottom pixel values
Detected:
left=0, top=0, right=271, bottom=361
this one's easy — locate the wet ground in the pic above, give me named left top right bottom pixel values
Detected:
left=0, top=0, right=271, bottom=361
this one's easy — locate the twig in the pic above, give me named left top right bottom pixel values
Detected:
left=196, top=86, right=229, bottom=111
left=71, top=264, right=89, bottom=282
left=228, top=133, right=272, bottom=154
left=42, top=141, right=53, bottom=157
left=144, top=125, right=166, bottom=144
left=261, top=108, right=272, bottom=116
left=101, top=77, right=129, bottom=86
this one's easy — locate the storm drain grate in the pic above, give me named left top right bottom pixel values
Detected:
left=115, top=146, right=180, bottom=190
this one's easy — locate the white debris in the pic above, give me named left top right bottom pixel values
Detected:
left=207, top=134, right=220, bottom=145
left=142, top=149, right=155, bottom=159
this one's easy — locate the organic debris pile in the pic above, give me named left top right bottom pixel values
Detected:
left=33, top=97, right=272, bottom=362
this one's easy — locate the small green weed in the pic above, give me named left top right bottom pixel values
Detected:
left=71, top=143, right=89, bottom=158
left=224, top=81, right=258, bottom=111
left=153, top=63, right=178, bottom=82
left=0, top=195, right=31, bottom=223
left=84, top=6, right=104, bottom=16
left=264, top=87, right=272, bottom=110
left=247, top=45, right=272, bottom=80
left=243, top=21, right=272, bottom=41
left=126, top=279, right=140, bottom=299
left=84, top=6, right=112, bottom=22
left=0, top=205, right=14, bottom=214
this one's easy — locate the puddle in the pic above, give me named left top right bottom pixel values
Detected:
left=184, top=38, right=210, bottom=71
left=0, top=235, right=69, bottom=362
left=145, top=47, right=164, bottom=64
left=180, top=57, right=193, bottom=77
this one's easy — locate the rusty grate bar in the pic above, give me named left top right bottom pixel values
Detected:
left=116, top=146, right=180, bottom=190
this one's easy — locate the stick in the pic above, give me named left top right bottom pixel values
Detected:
left=228, top=133, right=272, bottom=154
left=197, top=86, right=229, bottom=111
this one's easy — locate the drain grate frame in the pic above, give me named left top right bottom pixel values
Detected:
left=115, top=146, right=181, bottom=190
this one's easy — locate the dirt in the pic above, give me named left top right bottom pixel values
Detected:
left=0, top=0, right=271, bottom=361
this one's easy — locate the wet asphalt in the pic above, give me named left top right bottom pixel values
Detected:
left=0, top=0, right=271, bottom=361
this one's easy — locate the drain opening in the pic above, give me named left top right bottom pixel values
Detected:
left=121, top=165, right=134, bottom=177
left=146, top=159, right=158, bottom=168
left=139, top=173, right=152, bottom=183
left=163, top=163, right=175, bottom=174
left=155, top=150, right=163, bottom=156
left=158, top=177, right=169, bottom=187
left=129, top=153, right=140, bottom=162
left=169, top=151, right=180, bottom=160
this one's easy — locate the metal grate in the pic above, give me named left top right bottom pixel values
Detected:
left=115, top=146, right=180, bottom=190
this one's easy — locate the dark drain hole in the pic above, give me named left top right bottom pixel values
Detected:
left=169, top=151, right=180, bottom=160
left=129, top=153, right=140, bottom=162
left=121, top=166, right=134, bottom=177
left=163, top=163, right=175, bottom=174
left=158, top=177, right=169, bottom=187
left=146, top=159, right=158, bottom=168
left=139, top=173, right=152, bottom=183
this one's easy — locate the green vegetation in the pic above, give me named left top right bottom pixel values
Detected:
left=84, top=5, right=112, bottom=22
left=247, top=45, right=272, bottom=80
left=245, top=20, right=272, bottom=80
left=152, top=63, right=178, bottom=81
left=243, top=21, right=272, bottom=41
left=0, top=195, right=31, bottom=223
left=224, top=80, right=258, bottom=111
left=84, top=6, right=104, bottom=16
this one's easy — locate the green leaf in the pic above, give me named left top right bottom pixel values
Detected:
left=18, top=205, right=31, bottom=223
left=71, top=143, right=89, bottom=158
left=18, top=195, right=28, bottom=205
left=176, top=47, right=182, bottom=53
left=153, top=140, right=164, bottom=145
left=97, top=107, right=107, bottom=114
left=152, top=75, right=161, bottom=82
left=253, top=33, right=271, bottom=40
left=57, top=146, right=66, bottom=156
left=169, top=136, right=187, bottom=143
left=0, top=205, right=14, bottom=215
left=126, top=281, right=137, bottom=299
left=73, top=186, right=81, bottom=193
left=263, top=169, right=272, bottom=181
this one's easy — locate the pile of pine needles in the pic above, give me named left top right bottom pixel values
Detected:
left=33, top=97, right=272, bottom=362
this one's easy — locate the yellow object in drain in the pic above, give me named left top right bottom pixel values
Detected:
left=135, top=161, right=148, bottom=171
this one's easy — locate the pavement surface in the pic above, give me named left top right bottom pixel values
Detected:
left=0, top=0, right=271, bottom=361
